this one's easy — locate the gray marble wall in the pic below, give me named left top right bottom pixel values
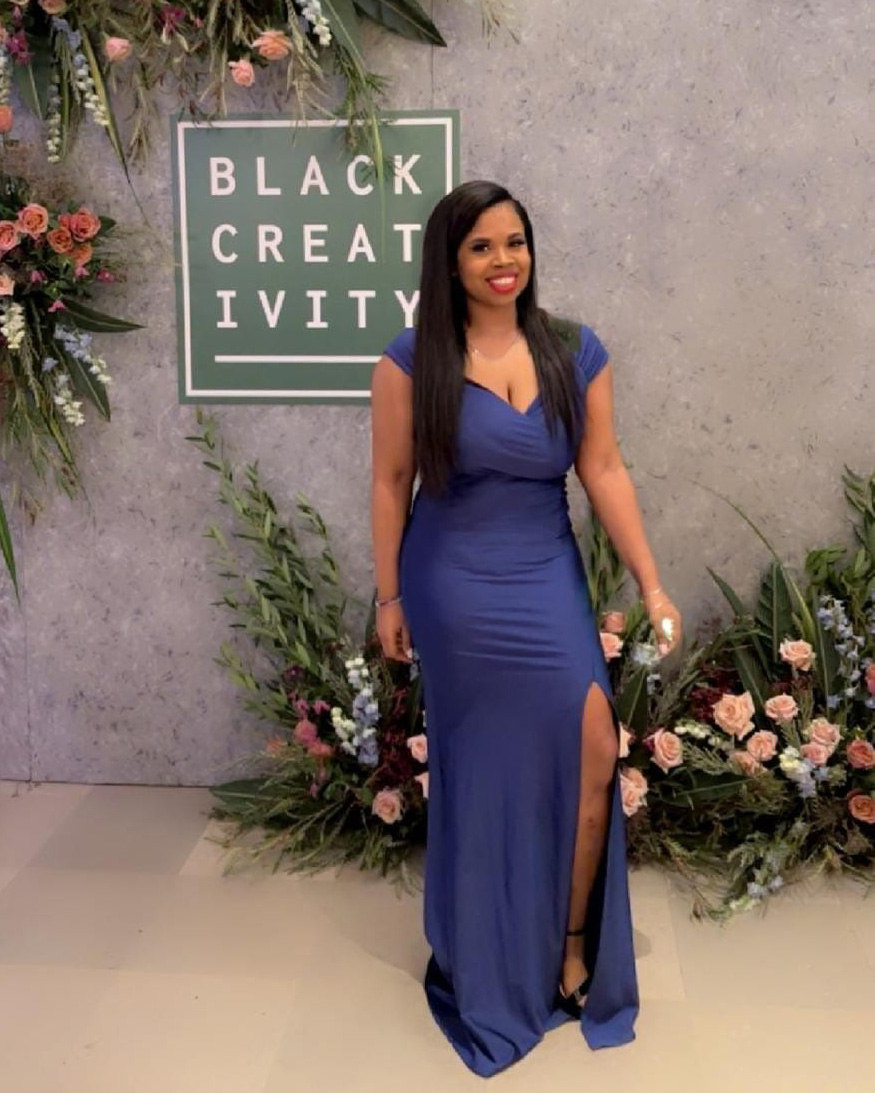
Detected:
left=1, top=1, right=871, bottom=784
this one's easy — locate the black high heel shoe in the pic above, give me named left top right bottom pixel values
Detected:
left=556, top=926, right=592, bottom=1017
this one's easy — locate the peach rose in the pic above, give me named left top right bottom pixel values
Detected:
left=47, top=226, right=74, bottom=254
left=414, top=772, right=429, bottom=799
left=0, top=273, right=14, bottom=296
left=372, top=787, right=404, bottom=824
left=764, top=694, right=799, bottom=724
left=0, top=105, right=11, bottom=134
left=68, top=207, right=101, bottom=242
left=801, top=741, right=831, bottom=767
left=866, top=663, right=875, bottom=696
left=602, top=610, right=626, bottom=635
left=0, top=220, right=20, bottom=254
left=732, top=750, right=764, bottom=776
left=806, top=717, right=841, bottom=755
left=618, top=722, right=632, bottom=759
left=16, top=203, right=49, bottom=237
left=848, top=793, right=875, bottom=824
left=746, top=729, right=778, bottom=762
left=38, top=0, right=68, bottom=13
left=650, top=728, right=683, bottom=774
left=252, top=29, right=293, bottom=61
left=71, top=242, right=93, bottom=268
left=308, top=739, right=334, bottom=759
left=600, top=632, right=623, bottom=660
left=229, top=58, right=256, bottom=87
left=405, top=733, right=428, bottom=763
left=619, top=766, right=648, bottom=817
left=105, top=36, right=132, bottom=63
left=712, top=691, right=756, bottom=739
left=265, top=736, right=287, bottom=756
left=846, top=738, right=875, bottom=770
left=779, top=638, right=815, bottom=671
left=293, top=718, right=318, bottom=747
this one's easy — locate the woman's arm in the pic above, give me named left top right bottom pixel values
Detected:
left=572, top=364, right=662, bottom=597
left=370, top=353, right=417, bottom=601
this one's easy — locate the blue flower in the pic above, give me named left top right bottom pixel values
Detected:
left=357, top=736, right=379, bottom=766
left=41, top=356, right=58, bottom=373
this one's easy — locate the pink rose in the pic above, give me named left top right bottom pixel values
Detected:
left=16, top=203, right=49, bottom=237
left=712, top=691, right=756, bottom=739
left=764, top=694, right=799, bottom=724
left=846, top=738, right=875, bottom=770
left=801, top=741, right=831, bottom=767
left=746, top=730, right=778, bottom=762
left=0, top=273, right=14, bottom=297
left=104, top=36, right=131, bottom=62
left=372, top=787, right=404, bottom=824
left=618, top=722, right=632, bottom=759
left=414, top=772, right=429, bottom=799
left=650, top=728, right=683, bottom=773
left=0, top=105, right=11, bottom=135
left=48, top=299, right=66, bottom=312
left=848, top=792, right=875, bottom=824
left=866, top=663, right=875, bottom=696
left=293, top=718, right=318, bottom=747
left=405, top=733, right=428, bottom=763
left=229, top=58, right=255, bottom=87
left=619, top=766, right=648, bottom=817
left=0, top=220, right=21, bottom=254
left=732, top=750, right=764, bottom=776
left=600, top=632, right=623, bottom=660
left=806, top=717, right=841, bottom=755
left=29, top=269, right=47, bottom=283
left=778, top=638, right=815, bottom=671
left=308, top=739, right=334, bottom=759
left=252, top=29, right=293, bottom=61
left=602, top=610, right=626, bottom=635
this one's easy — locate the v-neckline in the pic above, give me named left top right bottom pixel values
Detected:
left=464, top=377, right=541, bottom=417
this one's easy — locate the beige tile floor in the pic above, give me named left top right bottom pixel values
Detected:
left=0, top=779, right=872, bottom=1093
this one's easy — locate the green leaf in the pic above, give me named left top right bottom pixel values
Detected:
left=60, top=298, right=142, bottom=333
left=55, top=340, right=111, bottom=421
left=352, top=0, right=447, bottom=46
left=614, top=665, right=649, bottom=734
left=707, top=565, right=771, bottom=673
left=808, top=586, right=841, bottom=705
left=79, top=31, right=131, bottom=180
left=0, top=490, right=20, bottom=599
left=12, top=34, right=53, bottom=118
left=322, top=0, right=365, bottom=60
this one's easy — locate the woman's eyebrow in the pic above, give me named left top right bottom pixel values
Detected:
left=467, top=232, right=525, bottom=243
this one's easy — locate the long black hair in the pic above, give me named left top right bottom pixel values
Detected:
left=412, top=179, right=581, bottom=497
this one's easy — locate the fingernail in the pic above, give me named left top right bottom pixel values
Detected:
left=404, top=648, right=413, bottom=659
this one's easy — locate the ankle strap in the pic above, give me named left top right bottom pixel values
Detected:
left=566, top=927, right=585, bottom=936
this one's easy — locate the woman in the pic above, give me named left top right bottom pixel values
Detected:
left=370, top=180, right=682, bottom=1076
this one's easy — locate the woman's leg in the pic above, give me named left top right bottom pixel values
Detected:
left=562, top=680, right=619, bottom=994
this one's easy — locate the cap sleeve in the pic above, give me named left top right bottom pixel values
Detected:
left=383, top=326, right=416, bottom=376
left=575, top=324, right=609, bottom=385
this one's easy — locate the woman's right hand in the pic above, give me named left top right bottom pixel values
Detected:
left=376, top=601, right=414, bottom=663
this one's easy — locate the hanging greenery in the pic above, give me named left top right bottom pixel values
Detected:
left=0, top=168, right=141, bottom=596
left=0, top=2, right=514, bottom=176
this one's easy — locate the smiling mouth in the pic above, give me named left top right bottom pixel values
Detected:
left=486, top=273, right=519, bottom=293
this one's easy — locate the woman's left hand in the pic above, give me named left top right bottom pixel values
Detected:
left=643, top=589, right=683, bottom=658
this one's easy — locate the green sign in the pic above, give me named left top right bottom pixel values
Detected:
left=171, top=110, right=460, bottom=404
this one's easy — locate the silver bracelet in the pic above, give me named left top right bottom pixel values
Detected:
left=375, top=594, right=402, bottom=608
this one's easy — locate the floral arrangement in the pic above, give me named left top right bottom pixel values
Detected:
left=189, top=400, right=874, bottom=915
left=616, top=467, right=875, bottom=917
left=0, top=169, right=140, bottom=594
left=0, top=2, right=511, bottom=170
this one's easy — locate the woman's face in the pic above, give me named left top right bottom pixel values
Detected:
left=455, top=201, right=532, bottom=311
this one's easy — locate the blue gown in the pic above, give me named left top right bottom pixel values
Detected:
left=383, top=323, right=639, bottom=1077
